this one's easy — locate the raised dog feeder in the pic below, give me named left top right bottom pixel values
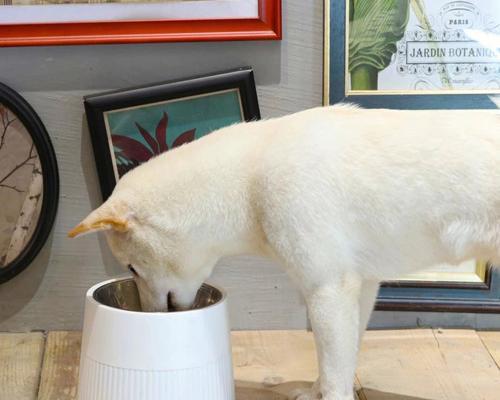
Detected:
left=77, top=277, right=234, bottom=400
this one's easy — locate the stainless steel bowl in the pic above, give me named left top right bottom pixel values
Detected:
left=93, top=278, right=223, bottom=312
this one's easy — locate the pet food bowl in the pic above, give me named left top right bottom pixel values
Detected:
left=77, top=277, right=234, bottom=400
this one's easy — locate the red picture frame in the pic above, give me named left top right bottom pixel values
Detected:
left=0, top=0, right=281, bottom=47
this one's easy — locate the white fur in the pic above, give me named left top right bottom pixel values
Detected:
left=76, top=105, right=500, bottom=400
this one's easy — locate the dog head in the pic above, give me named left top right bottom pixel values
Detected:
left=68, top=186, right=219, bottom=312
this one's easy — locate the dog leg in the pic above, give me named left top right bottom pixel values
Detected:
left=290, top=280, right=379, bottom=400
left=288, top=280, right=379, bottom=400
left=304, top=273, right=363, bottom=400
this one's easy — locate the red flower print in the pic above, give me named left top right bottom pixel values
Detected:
left=112, top=111, right=196, bottom=176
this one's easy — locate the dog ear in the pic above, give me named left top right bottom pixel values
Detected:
left=68, top=203, right=129, bottom=238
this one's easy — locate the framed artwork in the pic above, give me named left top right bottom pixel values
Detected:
left=324, top=0, right=500, bottom=312
left=399, top=259, right=487, bottom=286
left=324, top=0, right=500, bottom=109
left=0, top=82, right=59, bottom=283
left=0, top=0, right=281, bottom=46
left=85, top=67, right=260, bottom=201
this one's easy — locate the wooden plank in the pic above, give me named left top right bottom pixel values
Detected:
left=357, top=329, right=500, bottom=400
left=358, top=329, right=445, bottom=400
left=431, top=329, right=500, bottom=399
left=232, top=330, right=317, bottom=399
left=34, top=329, right=359, bottom=400
left=231, top=330, right=362, bottom=399
left=0, top=332, right=45, bottom=400
left=5, top=329, right=497, bottom=400
left=478, top=331, right=500, bottom=368
left=37, top=331, right=81, bottom=400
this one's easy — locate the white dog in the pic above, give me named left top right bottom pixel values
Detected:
left=70, top=104, right=500, bottom=400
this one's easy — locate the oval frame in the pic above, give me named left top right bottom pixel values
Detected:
left=0, top=82, right=59, bottom=283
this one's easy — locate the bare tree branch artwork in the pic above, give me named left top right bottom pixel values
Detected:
left=0, top=104, right=16, bottom=150
left=0, top=143, right=37, bottom=192
left=5, top=155, right=43, bottom=265
left=0, top=104, right=43, bottom=267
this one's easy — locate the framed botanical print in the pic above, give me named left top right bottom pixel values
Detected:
left=324, top=0, right=500, bottom=312
left=324, top=0, right=500, bottom=108
left=0, top=0, right=281, bottom=46
left=85, top=67, right=260, bottom=201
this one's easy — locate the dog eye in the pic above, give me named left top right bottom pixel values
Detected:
left=128, top=264, right=139, bottom=277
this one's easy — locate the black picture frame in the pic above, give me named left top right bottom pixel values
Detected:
left=84, top=67, right=260, bottom=201
left=0, top=82, right=59, bottom=284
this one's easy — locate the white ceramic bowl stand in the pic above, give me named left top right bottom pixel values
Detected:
left=77, top=277, right=235, bottom=400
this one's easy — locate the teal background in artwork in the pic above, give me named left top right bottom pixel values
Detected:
left=105, top=89, right=243, bottom=151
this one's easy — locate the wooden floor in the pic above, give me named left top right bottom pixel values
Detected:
left=1, top=329, right=499, bottom=400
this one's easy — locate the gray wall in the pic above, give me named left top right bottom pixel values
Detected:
left=0, top=0, right=498, bottom=331
left=0, top=0, right=321, bottom=331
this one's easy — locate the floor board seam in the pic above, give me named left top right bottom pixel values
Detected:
left=34, top=331, right=48, bottom=400
left=477, top=332, right=500, bottom=371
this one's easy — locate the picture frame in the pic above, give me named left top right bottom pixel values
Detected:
left=377, top=267, right=500, bottom=313
left=397, top=260, right=488, bottom=288
left=84, top=67, right=260, bottom=201
left=324, top=0, right=500, bottom=109
left=377, top=262, right=500, bottom=313
left=323, top=0, right=500, bottom=312
left=0, top=82, right=59, bottom=283
left=0, top=0, right=281, bottom=47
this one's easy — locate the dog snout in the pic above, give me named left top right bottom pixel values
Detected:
left=136, top=285, right=170, bottom=312
left=168, top=289, right=198, bottom=311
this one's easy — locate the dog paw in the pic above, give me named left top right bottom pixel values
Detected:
left=288, top=387, right=322, bottom=400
